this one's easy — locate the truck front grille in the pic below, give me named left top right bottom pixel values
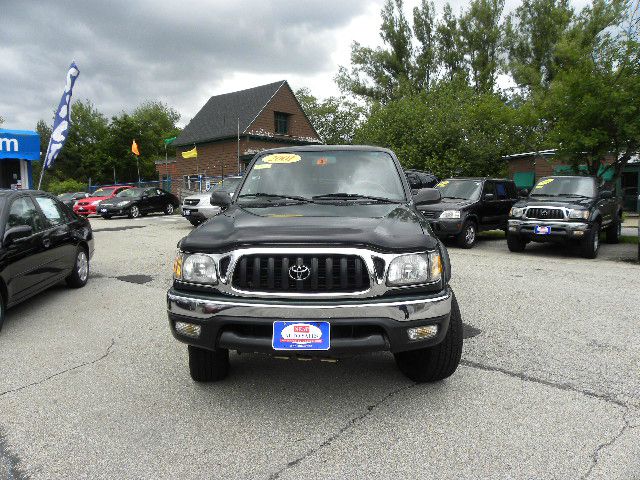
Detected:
left=231, top=254, right=370, bottom=293
left=526, top=208, right=564, bottom=220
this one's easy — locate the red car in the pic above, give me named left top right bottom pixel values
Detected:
left=73, top=185, right=133, bottom=216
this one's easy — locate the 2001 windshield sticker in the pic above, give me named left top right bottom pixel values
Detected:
left=262, top=153, right=301, bottom=164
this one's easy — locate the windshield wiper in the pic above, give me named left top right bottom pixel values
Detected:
left=442, top=196, right=467, bottom=200
left=312, top=193, right=398, bottom=203
left=237, top=193, right=312, bottom=203
left=556, top=193, right=590, bottom=198
left=529, top=193, right=552, bottom=197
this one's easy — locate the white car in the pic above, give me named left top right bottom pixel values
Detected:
left=182, top=176, right=242, bottom=226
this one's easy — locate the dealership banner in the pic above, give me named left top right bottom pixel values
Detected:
left=0, top=129, right=40, bottom=160
left=43, top=62, right=80, bottom=170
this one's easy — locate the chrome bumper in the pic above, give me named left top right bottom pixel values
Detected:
left=167, top=288, right=452, bottom=323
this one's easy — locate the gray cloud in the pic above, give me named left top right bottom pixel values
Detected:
left=0, top=0, right=372, bottom=129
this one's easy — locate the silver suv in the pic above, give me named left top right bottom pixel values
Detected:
left=181, top=176, right=242, bottom=226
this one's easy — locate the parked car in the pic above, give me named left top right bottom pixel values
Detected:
left=0, top=190, right=94, bottom=332
left=98, top=187, right=180, bottom=219
left=418, top=177, right=519, bottom=248
left=73, top=185, right=132, bottom=216
left=57, top=191, right=89, bottom=208
left=168, top=146, right=463, bottom=384
left=507, top=175, right=623, bottom=258
left=182, top=176, right=243, bottom=226
left=405, top=169, right=439, bottom=190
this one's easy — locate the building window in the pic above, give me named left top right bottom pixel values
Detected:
left=275, top=112, right=289, bottom=135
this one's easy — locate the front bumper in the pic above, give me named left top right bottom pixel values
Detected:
left=427, top=218, right=464, bottom=236
left=97, top=205, right=129, bottom=216
left=74, top=204, right=98, bottom=215
left=508, top=219, right=591, bottom=241
left=181, top=204, right=221, bottom=221
left=167, top=287, right=453, bottom=357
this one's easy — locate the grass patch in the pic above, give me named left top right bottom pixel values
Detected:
left=620, top=235, right=639, bottom=244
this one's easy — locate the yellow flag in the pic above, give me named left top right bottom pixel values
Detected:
left=181, top=146, right=197, bottom=158
left=131, top=139, right=140, bottom=156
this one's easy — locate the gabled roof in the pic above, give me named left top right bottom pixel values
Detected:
left=174, top=81, right=287, bottom=147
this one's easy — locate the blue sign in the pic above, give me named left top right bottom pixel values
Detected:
left=0, top=129, right=40, bottom=161
left=272, top=321, right=331, bottom=351
left=43, top=62, right=80, bottom=170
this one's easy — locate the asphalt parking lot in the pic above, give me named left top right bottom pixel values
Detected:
left=1, top=214, right=639, bottom=479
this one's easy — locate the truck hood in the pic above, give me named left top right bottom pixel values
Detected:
left=179, top=202, right=438, bottom=253
left=417, top=197, right=476, bottom=213
left=513, top=196, right=596, bottom=209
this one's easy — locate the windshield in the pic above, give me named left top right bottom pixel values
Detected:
left=436, top=179, right=482, bottom=200
left=237, top=151, right=406, bottom=202
left=214, top=178, right=241, bottom=193
left=116, top=189, right=143, bottom=198
left=531, top=177, right=596, bottom=197
left=91, top=188, right=116, bottom=197
left=58, top=193, right=74, bottom=200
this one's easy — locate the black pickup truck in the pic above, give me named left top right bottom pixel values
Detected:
left=168, top=146, right=463, bottom=383
left=507, top=176, right=623, bottom=258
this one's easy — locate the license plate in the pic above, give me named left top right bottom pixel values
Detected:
left=183, top=209, right=191, bottom=216
left=99, top=208, right=107, bottom=213
left=535, top=225, right=551, bottom=235
left=272, top=321, right=330, bottom=351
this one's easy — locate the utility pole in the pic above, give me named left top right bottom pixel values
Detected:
left=237, top=117, right=240, bottom=174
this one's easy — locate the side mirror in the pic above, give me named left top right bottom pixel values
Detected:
left=600, top=190, right=613, bottom=199
left=210, top=191, right=232, bottom=208
left=518, top=188, right=529, bottom=197
left=413, top=188, right=441, bottom=206
left=3, top=225, right=32, bottom=246
left=483, top=193, right=496, bottom=201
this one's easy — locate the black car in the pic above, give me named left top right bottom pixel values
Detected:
left=0, top=190, right=94, bottom=332
left=98, top=187, right=180, bottom=219
left=167, top=145, right=463, bottom=384
left=57, top=191, right=89, bottom=208
left=507, top=176, right=623, bottom=258
left=405, top=169, right=439, bottom=190
left=417, top=177, right=519, bottom=248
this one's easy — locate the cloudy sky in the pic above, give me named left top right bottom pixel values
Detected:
left=1, top=0, right=590, bottom=130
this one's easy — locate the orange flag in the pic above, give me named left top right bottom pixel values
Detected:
left=131, top=139, right=140, bottom=156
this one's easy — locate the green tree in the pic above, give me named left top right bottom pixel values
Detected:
left=354, top=81, right=525, bottom=178
left=435, top=4, right=467, bottom=82
left=336, top=0, right=414, bottom=103
left=504, top=0, right=574, bottom=90
left=296, top=88, right=365, bottom=145
left=413, top=0, right=437, bottom=90
left=459, top=0, right=505, bottom=93
left=545, top=0, right=639, bottom=179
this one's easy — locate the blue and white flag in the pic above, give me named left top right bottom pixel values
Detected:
left=43, top=62, right=80, bottom=170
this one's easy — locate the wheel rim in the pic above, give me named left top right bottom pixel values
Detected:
left=131, top=206, right=139, bottom=217
left=77, top=251, right=88, bottom=281
left=617, top=221, right=622, bottom=236
left=465, top=225, right=476, bottom=245
left=166, top=204, right=174, bottom=214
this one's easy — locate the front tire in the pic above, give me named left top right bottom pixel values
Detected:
left=0, top=290, right=5, bottom=333
left=581, top=221, right=601, bottom=259
left=128, top=205, right=140, bottom=219
left=455, top=220, right=477, bottom=249
left=66, top=247, right=89, bottom=288
left=605, top=215, right=621, bottom=244
left=394, top=292, right=463, bottom=383
left=189, top=218, right=202, bottom=227
left=188, top=345, right=229, bottom=382
left=507, top=234, right=527, bottom=252
left=164, top=203, right=175, bottom=215
left=101, top=215, right=112, bottom=220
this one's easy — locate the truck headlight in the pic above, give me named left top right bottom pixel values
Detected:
left=568, top=209, right=589, bottom=220
left=510, top=207, right=525, bottom=218
left=387, top=252, right=441, bottom=286
left=439, top=210, right=461, bottom=219
left=178, top=253, right=218, bottom=284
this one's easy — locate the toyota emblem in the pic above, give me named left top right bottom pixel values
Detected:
left=289, top=264, right=311, bottom=281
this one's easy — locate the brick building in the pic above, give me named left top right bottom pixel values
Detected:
left=163, top=80, right=321, bottom=195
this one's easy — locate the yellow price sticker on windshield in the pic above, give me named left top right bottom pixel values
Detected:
left=262, top=153, right=301, bottom=164
left=534, top=178, right=554, bottom=189
left=254, top=164, right=272, bottom=170
left=436, top=181, right=449, bottom=187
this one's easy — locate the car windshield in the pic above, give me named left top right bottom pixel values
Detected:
left=91, top=188, right=116, bottom=197
left=116, top=188, right=143, bottom=198
left=58, top=193, right=74, bottom=200
left=237, top=151, right=406, bottom=203
left=530, top=177, right=596, bottom=197
left=436, top=179, right=482, bottom=200
left=215, top=178, right=241, bottom=193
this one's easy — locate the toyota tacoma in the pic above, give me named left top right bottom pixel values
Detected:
left=168, top=146, right=463, bottom=383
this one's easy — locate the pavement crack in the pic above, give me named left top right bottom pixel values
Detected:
left=461, top=360, right=627, bottom=407
left=0, top=339, right=115, bottom=398
left=581, top=406, right=631, bottom=479
left=267, top=382, right=416, bottom=480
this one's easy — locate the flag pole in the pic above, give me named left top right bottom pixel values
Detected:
left=37, top=161, right=46, bottom=190
left=164, top=142, right=169, bottom=190
left=237, top=117, right=240, bottom=174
